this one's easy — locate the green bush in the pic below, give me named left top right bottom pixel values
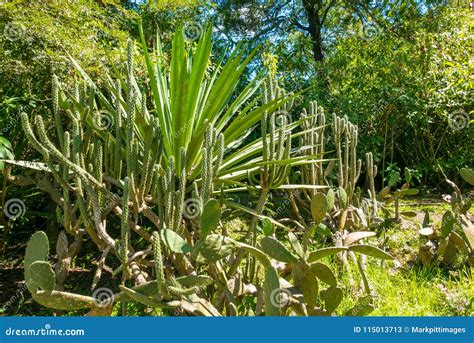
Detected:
left=0, top=0, right=133, bottom=160
left=323, top=5, right=473, bottom=184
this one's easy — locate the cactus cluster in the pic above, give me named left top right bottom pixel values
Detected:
left=418, top=171, right=473, bottom=267
left=25, top=231, right=100, bottom=311
left=290, top=101, right=379, bottom=232
left=258, top=227, right=392, bottom=315
left=300, top=101, right=328, bottom=194
left=17, top=41, right=226, bottom=312
left=365, top=152, right=378, bottom=216
left=332, top=114, right=362, bottom=201
left=254, top=76, right=293, bottom=193
left=13, top=25, right=401, bottom=317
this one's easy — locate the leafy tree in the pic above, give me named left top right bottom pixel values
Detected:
left=0, top=0, right=133, bottom=160
left=324, top=3, right=473, bottom=183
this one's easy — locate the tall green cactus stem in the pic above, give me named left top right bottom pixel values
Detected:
left=301, top=101, right=327, bottom=194
left=258, top=88, right=292, bottom=192
left=153, top=231, right=169, bottom=299
left=112, top=79, right=123, bottom=180
left=201, top=123, right=224, bottom=207
left=173, top=149, right=187, bottom=234
left=52, top=74, right=65, bottom=151
left=127, top=40, right=134, bottom=88
left=62, top=131, right=72, bottom=233
left=253, top=97, right=292, bottom=226
left=121, top=177, right=131, bottom=279
left=29, top=114, right=108, bottom=193
left=366, top=152, right=378, bottom=216
left=126, top=89, right=137, bottom=184
left=246, top=77, right=292, bottom=281
left=332, top=114, right=361, bottom=201
left=202, top=125, right=213, bottom=206
left=155, top=150, right=188, bottom=234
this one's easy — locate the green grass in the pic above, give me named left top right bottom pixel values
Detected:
left=367, top=264, right=472, bottom=316
left=332, top=257, right=473, bottom=316
left=332, top=211, right=473, bottom=316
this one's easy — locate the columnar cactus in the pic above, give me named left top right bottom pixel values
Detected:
left=332, top=114, right=361, bottom=200
left=366, top=152, right=378, bottom=216
left=246, top=76, right=293, bottom=233
left=200, top=123, right=225, bottom=208
left=300, top=101, right=327, bottom=193
left=154, top=148, right=197, bottom=250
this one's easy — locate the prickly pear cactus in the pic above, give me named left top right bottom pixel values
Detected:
left=25, top=231, right=98, bottom=311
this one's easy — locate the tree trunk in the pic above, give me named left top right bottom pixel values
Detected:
left=302, top=0, right=324, bottom=63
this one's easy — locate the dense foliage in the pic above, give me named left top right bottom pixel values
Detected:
left=324, top=5, right=473, bottom=184
left=0, top=0, right=132, bottom=162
